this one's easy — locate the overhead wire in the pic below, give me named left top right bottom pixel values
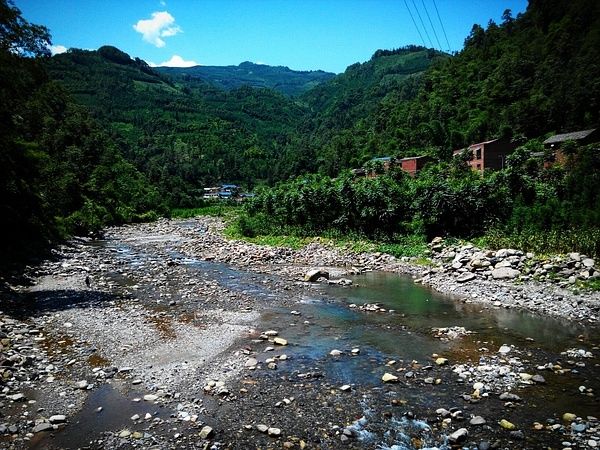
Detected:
left=432, top=0, right=452, bottom=52
left=411, top=0, right=433, bottom=48
left=421, top=0, right=443, bottom=51
left=403, top=0, right=427, bottom=48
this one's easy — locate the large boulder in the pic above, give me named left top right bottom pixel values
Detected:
left=304, top=269, right=329, bottom=282
left=491, top=267, right=520, bottom=280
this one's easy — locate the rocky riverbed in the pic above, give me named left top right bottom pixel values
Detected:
left=0, top=217, right=599, bottom=449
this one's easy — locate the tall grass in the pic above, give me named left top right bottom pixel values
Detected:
left=482, top=227, right=600, bottom=257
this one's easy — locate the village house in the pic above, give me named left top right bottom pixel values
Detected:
left=359, top=155, right=431, bottom=178
left=542, top=128, right=598, bottom=167
left=203, top=184, right=241, bottom=200
left=453, top=137, right=517, bottom=173
left=399, top=155, right=431, bottom=176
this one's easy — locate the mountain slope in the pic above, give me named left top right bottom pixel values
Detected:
left=156, top=62, right=335, bottom=97
left=273, top=46, right=447, bottom=177
left=45, top=46, right=307, bottom=205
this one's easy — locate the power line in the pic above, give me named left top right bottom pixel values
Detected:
left=432, top=0, right=451, bottom=52
left=421, top=0, right=443, bottom=51
left=411, top=0, right=433, bottom=48
left=403, top=0, right=427, bottom=48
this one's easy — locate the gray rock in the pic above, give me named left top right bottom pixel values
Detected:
left=8, top=393, right=26, bottom=402
left=48, top=415, right=66, bottom=424
left=32, top=422, right=54, bottom=433
left=199, top=426, right=213, bottom=439
left=304, top=269, right=329, bottom=282
left=456, top=273, right=476, bottom=283
left=492, top=267, right=520, bottom=280
left=267, top=427, right=281, bottom=437
left=470, top=416, right=487, bottom=425
left=532, top=374, right=546, bottom=384
left=510, top=430, right=525, bottom=440
left=499, top=392, right=522, bottom=402
left=245, top=358, right=258, bottom=368
left=448, top=428, right=468, bottom=444
left=583, top=258, right=595, bottom=268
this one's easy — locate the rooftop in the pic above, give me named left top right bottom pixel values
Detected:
left=543, top=129, right=597, bottom=145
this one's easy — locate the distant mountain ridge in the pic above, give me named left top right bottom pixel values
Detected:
left=156, top=62, right=335, bottom=96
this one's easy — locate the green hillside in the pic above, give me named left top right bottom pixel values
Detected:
left=45, top=46, right=307, bottom=204
left=156, top=61, right=335, bottom=97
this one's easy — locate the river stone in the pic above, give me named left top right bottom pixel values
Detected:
left=499, top=392, right=521, bottom=402
left=119, top=429, right=131, bottom=438
left=143, top=394, right=158, bottom=401
left=330, top=349, right=343, bottom=356
left=8, top=393, right=26, bottom=402
left=32, top=422, right=54, bottom=433
left=75, top=380, right=88, bottom=389
left=448, top=428, right=468, bottom=444
left=583, top=258, right=595, bottom=268
left=199, top=426, right=213, bottom=439
left=562, top=413, right=577, bottom=422
left=245, top=358, right=258, bottom=368
left=273, top=337, right=288, bottom=346
left=339, top=384, right=351, bottom=392
left=492, top=267, right=520, bottom=280
left=470, top=416, right=486, bottom=425
left=268, top=427, right=281, bottom=437
left=256, top=424, right=268, bottom=433
left=498, top=345, right=512, bottom=354
left=48, top=415, right=66, bottom=424
left=571, top=423, right=587, bottom=433
left=456, top=273, right=476, bottom=283
left=435, top=357, right=449, bottom=366
left=588, top=440, right=598, bottom=448
left=382, top=373, right=399, bottom=383
left=499, top=419, right=515, bottom=430
left=304, top=269, right=329, bottom=282
left=532, top=374, right=546, bottom=384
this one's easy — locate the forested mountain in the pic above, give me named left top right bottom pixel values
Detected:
left=296, top=0, right=600, bottom=173
left=286, top=46, right=447, bottom=177
left=45, top=46, right=307, bottom=205
left=156, top=62, right=335, bottom=97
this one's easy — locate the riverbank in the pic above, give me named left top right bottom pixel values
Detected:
left=1, top=217, right=599, bottom=449
left=158, top=217, right=600, bottom=325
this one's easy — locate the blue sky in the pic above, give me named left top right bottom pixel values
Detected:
left=16, top=0, right=528, bottom=73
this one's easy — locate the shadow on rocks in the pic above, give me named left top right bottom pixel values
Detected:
left=0, top=289, right=120, bottom=320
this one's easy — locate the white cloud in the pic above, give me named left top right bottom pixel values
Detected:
left=133, top=11, right=181, bottom=48
left=160, top=0, right=167, bottom=5
left=151, top=55, right=199, bottom=67
left=48, top=44, right=68, bottom=55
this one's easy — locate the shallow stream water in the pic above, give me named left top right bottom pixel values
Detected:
left=33, top=238, right=600, bottom=449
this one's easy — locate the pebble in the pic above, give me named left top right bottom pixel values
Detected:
left=199, top=426, right=213, bottom=439
left=382, top=373, right=399, bottom=383
left=470, top=416, right=486, bottom=425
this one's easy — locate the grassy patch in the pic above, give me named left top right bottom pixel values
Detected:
left=577, top=278, right=600, bottom=292
left=170, top=205, right=241, bottom=219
